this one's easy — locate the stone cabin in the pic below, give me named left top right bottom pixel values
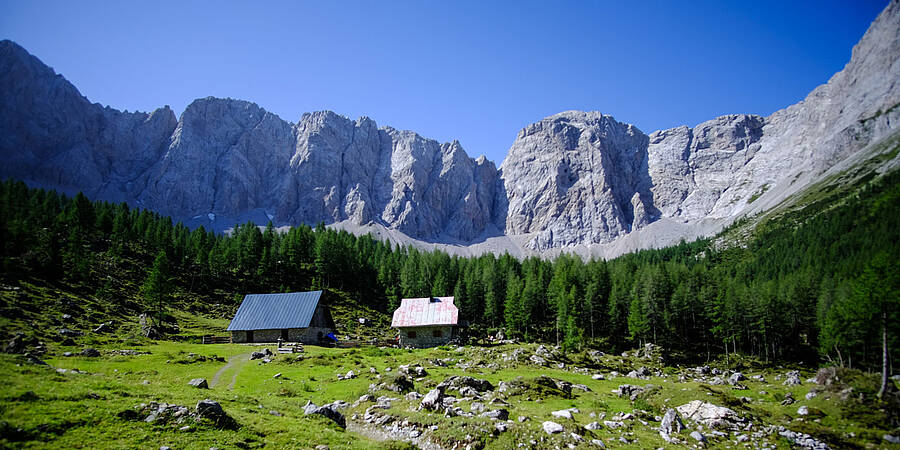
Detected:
left=391, top=296, right=459, bottom=348
left=226, top=291, right=334, bottom=344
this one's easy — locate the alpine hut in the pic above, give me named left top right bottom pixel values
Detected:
left=227, top=291, right=334, bottom=344
left=391, top=296, right=459, bottom=347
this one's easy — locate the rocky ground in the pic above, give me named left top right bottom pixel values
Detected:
left=4, top=335, right=898, bottom=449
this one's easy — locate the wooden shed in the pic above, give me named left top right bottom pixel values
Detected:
left=226, top=291, right=334, bottom=344
left=391, top=296, right=459, bottom=348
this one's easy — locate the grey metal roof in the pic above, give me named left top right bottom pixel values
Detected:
left=226, top=291, right=323, bottom=331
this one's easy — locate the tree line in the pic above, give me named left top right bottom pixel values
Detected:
left=0, top=171, right=897, bottom=371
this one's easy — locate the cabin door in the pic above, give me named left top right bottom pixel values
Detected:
left=281, top=329, right=289, bottom=341
left=247, top=330, right=254, bottom=343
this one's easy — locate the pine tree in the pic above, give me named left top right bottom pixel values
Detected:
left=142, top=251, right=173, bottom=324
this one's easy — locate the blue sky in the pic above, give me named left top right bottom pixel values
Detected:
left=0, top=0, right=887, bottom=164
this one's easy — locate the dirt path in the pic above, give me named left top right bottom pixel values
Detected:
left=211, top=352, right=250, bottom=389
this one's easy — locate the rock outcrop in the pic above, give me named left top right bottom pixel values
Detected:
left=1, top=0, right=899, bottom=255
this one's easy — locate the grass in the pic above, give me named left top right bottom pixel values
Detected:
left=2, top=334, right=899, bottom=448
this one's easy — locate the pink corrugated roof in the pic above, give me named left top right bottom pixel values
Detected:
left=391, top=297, right=458, bottom=327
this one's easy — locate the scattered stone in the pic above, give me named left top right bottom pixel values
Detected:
left=805, top=391, right=817, bottom=400
left=884, top=435, right=900, bottom=444
left=495, top=422, right=509, bottom=433
left=797, top=406, right=809, bottom=416
left=603, top=421, right=624, bottom=429
left=78, top=347, right=100, bottom=357
left=269, top=410, right=282, bottom=417
left=518, top=416, right=529, bottom=422
left=93, top=322, right=113, bottom=333
left=572, top=384, right=591, bottom=392
left=591, top=374, right=605, bottom=380
left=480, top=409, right=509, bottom=420
left=584, top=422, right=602, bottom=430
left=690, top=431, right=707, bottom=442
left=781, top=392, right=796, bottom=406
left=552, top=409, right=574, bottom=420
left=778, top=426, right=830, bottom=449
left=58, top=328, right=83, bottom=338
left=386, top=374, right=414, bottom=393
left=188, top=378, right=208, bottom=389
left=398, top=364, right=428, bottom=378
left=783, top=370, right=802, bottom=386
left=25, top=353, right=47, bottom=365
left=250, top=348, right=273, bottom=360
left=542, top=421, right=564, bottom=434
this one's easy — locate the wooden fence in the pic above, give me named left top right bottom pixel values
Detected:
left=202, top=335, right=232, bottom=344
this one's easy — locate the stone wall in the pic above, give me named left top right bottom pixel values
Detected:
left=230, top=326, right=334, bottom=344
left=398, top=326, right=453, bottom=348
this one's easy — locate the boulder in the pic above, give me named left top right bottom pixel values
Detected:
left=420, top=388, right=445, bottom=411
left=676, top=400, right=746, bottom=430
left=616, top=384, right=645, bottom=400
left=584, top=421, right=602, bottom=430
left=542, top=421, right=564, bottom=434
left=139, top=314, right=159, bottom=339
left=551, top=409, right=574, bottom=420
left=196, top=399, right=225, bottom=421
left=660, top=408, right=685, bottom=433
left=386, top=374, right=414, bottom=393
left=659, top=408, right=685, bottom=443
left=727, top=372, right=746, bottom=385
left=5, top=333, right=26, bottom=353
left=436, top=375, right=494, bottom=393
left=81, top=347, right=101, bottom=357
left=188, top=378, right=208, bottom=389
left=303, top=401, right=346, bottom=428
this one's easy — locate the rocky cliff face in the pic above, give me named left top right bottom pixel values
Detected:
left=499, top=0, right=900, bottom=250
left=0, top=53, right=499, bottom=242
left=1, top=1, right=899, bottom=255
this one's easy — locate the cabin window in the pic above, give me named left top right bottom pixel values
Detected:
left=408, top=331, right=417, bottom=339
left=432, top=329, right=442, bottom=338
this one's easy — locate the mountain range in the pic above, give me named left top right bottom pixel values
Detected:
left=2, top=1, right=900, bottom=258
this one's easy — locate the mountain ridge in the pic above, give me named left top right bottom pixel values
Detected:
left=2, top=1, right=899, bottom=257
